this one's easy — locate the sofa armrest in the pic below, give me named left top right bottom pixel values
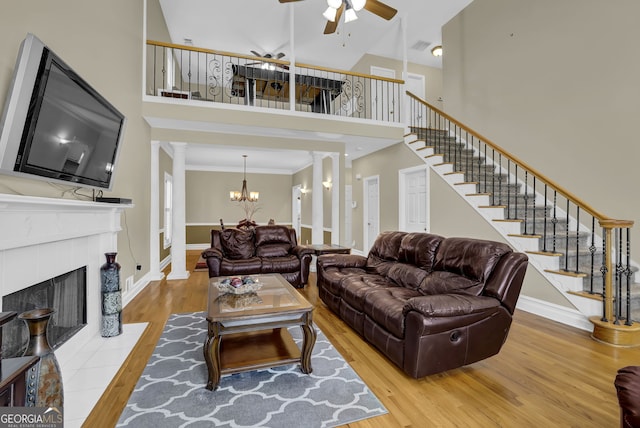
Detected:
left=202, top=248, right=223, bottom=259
left=291, top=245, right=315, bottom=259
left=403, top=294, right=500, bottom=318
left=317, top=254, right=367, bottom=270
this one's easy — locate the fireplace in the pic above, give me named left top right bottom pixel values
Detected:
left=2, top=266, right=87, bottom=358
left=0, top=194, right=130, bottom=371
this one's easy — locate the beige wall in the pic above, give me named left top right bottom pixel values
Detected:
left=443, top=0, right=640, bottom=247
left=0, top=1, right=149, bottom=283
left=351, top=142, right=422, bottom=251
left=185, top=170, right=292, bottom=228
left=351, top=53, right=444, bottom=105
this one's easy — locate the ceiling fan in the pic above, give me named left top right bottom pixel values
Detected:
left=279, top=0, right=397, bottom=35
left=248, top=51, right=289, bottom=70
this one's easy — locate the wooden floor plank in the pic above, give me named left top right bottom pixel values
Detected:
left=83, top=250, right=634, bottom=427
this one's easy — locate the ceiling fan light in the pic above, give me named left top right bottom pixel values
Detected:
left=344, top=7, right=358, bottom=23
left=323, top=6, right=338, bottom=22
left=351, top=0, right=366, bottom=11
left=327, top=0, right=342, bottom=8
left=431, top=45, right=443, bottom=57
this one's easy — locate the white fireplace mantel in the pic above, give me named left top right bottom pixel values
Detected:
left=0, top=193, right=132, bottom=364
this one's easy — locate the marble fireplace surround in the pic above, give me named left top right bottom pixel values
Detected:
left=0, top=193, right=136, bottom=375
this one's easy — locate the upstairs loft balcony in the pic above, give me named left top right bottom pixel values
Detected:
left=145, top=40, right=406, bottom=127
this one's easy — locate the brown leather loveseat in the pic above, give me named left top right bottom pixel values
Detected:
left=615, top=366, right=640, bottom=428
left=201, top=225, right=313, bottom=288
left=316, top=231, right=529, bottom=378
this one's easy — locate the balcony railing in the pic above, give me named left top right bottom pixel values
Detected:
left=146, top=40, right=404, bottom=122
left=407, top=92, right=637, bottom=345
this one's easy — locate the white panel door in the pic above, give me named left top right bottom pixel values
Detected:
left=405, top=72, right=426, bottom=128
left=405, top=168, right=428, bottom=232
left=364, top=176, right=380, bottom=251
left=292, top=185, right=302, bottom=242
left=370, top=66, right=396, bottom=122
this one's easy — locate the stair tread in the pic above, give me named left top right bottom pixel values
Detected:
left=527, top=250, right=563, bottom=257
left=544, top=269, right=588, bottom=278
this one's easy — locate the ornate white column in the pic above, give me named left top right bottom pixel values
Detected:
left=312, top=151, right=324, bottom=244
left=330, top=152, right=340, bottom=245
left=148, top=141, right=164, bottom=280
left=167, top=142, right=190, bottom=280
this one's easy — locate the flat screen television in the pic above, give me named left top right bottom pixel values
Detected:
left=0, top=33, right=126, bottom=190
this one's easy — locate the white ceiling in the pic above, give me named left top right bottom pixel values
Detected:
left=155, top=0, right=472, bottom=173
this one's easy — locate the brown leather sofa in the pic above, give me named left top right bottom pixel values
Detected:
left=201, top=225, right=313, bottom=288
left=316, top=231, right=529, bottom=378
left=615, top=366, right=640, bottom=428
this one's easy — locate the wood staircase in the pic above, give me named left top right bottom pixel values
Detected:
left=404, top=127, right=640, bottom=346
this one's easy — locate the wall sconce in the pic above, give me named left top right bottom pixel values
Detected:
left=300, top=187, right=309, bottom=195
left=322, top=180, right=332, bottom=190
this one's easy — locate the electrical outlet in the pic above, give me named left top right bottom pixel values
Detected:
left=125, top=275, right=134, bottom=292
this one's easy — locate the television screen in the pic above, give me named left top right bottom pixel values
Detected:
left=0, top=33, right=126, bottom=190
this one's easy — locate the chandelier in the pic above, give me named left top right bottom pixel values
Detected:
left=230, top=155, right=259, bottom=202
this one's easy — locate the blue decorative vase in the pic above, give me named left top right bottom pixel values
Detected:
left=100, top=252, right=122, bottom=337
left=20, top=308, right=63, bottom=408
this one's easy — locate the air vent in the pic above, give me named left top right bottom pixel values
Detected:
left=183, top=38, right=193, bottom=46
left=410, top=40, right=431, bottom=51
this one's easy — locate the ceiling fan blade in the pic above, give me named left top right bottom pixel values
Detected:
left=250, top=50, right=262, bottom=57
left=363, top=0, right=398, bottom=20
left=323, top=3, right=344, bottom=35
left=276, top=52, right=286, bottom=59
left=279, top=0, right=303, bottom=2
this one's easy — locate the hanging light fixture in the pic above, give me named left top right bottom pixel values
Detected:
left=344, top=3, right=358, bottom=23
left=230, top=155, right=259, bottom=202
left=351, top=0, right=366, bottom=11
left=431, top=45, right=443, bottom=57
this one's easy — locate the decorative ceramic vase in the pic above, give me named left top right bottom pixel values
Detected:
left=19, top=308, right=63, bottom=408
left=101, top=252, right=122, bottom=337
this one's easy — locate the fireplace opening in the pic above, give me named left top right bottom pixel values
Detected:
left=2, top=266, right=87, bottom=358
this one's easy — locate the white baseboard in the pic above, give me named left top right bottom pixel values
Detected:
left=187, top=243, right=209, bottom=250
left=516, top=294, right=592, bottom=331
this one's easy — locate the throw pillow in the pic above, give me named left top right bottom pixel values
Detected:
left=220, top=229, right=255, bottom=259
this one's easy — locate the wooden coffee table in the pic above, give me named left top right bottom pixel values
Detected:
left=203, top=273, right=316, bottom=390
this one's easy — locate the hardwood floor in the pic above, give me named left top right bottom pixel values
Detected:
left=84, top=251, right=635, bottom=427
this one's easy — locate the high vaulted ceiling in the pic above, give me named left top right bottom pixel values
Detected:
left=158, top=0, right=472, bottom=71
left=154, top=0, right=472, bottom=173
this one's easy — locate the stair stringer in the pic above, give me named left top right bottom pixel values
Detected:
left=404, top=134, right=602, bottom=331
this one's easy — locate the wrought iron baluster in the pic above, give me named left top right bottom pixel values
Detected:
left=564, top=200, right=570, bottom=271
left=514, top=165, right=519, bottom=219
left=600, top=230, right=608, bottom=322
left=498, top=153, right=503, bottom=206
left=574, top=207, right=580, bottom=273
left=483, top=143, right=487, bottom=194
left=543, top=185, right=548, bottom=251
left=491, top=149, right=496, bottom=206
left=531, top=176, right=537, bottom=236
left=589, top=217, right=596, bottom=294
left=625, top=229, right=632, bottom=326
left=523, top=171, right=529, bottom=235
left=552, top=191, right=558, bottom=253
left=506, top=161, right=511, bottom=219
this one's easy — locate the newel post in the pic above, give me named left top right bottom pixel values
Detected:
left=589, top=219, right=639, bottom=346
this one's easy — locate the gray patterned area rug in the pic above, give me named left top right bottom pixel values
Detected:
left=117, top=312, right=387, bottom=427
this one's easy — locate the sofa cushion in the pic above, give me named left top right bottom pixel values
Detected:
left=342, top=274, right=397, bottom=311
left=398, top=233, right=444, bottom=271
left=320, top=266, right=368, bottom=296
left=418, top=271, right=484, bottom=296
left=433, top=237, right=512, bottom=283
left=256, top=243, right=290, bottom=258
left=363, top=287, right=422, bottom=338
left=387, top=263, right=428, bottom=290
left=220, top=229, right=255, bottom=259
left=260, top=255, right=300, bottom=273
left=255, top=225, right=293, bottom=247
left=219, top=257, right=262, bottom=275
left=368, top=231, right=406, bottom=261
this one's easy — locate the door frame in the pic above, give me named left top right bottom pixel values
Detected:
left=292, top=185, right=302, bottom=242
left=363, top=175, right=380, bottom=252
left=398, top=165, right=429, bottom=232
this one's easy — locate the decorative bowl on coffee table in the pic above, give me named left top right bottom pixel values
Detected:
left=215, top=276, right=262, bottom=295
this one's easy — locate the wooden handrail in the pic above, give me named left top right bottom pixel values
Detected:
left=406, top=91, right=633, bottom=226
left=296, top=62, right=405, bottom=84
left=146, top=40, right=404, bottom=85
left=147, top=40, right=291, bottom=66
